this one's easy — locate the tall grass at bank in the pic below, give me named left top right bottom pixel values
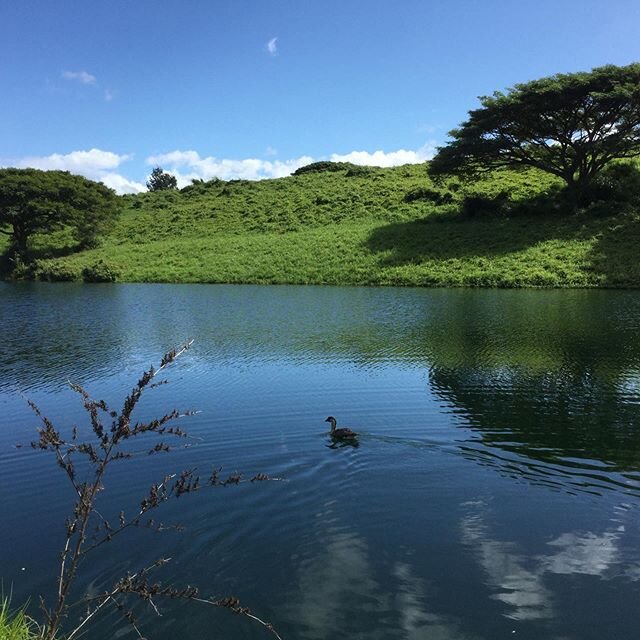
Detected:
left=0, top=598, right=38, bottom=640
left=4, top=162, right=640, bottom=287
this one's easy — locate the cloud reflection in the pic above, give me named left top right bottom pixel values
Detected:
left=461, top=511, right=553, bottom=621
left=285, top=502, right=478, bottom=639
left=542, top=531, right=620, bottom=576
left=460, top=502, right=638, bottom=623
left=393, top=562, right=479, bottom=640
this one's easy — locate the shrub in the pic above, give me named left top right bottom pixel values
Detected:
left=37, top=263, right=80, bottom=282
left=181, top=178, right=223, bottom=197
left=20, top=343, right=281, bottom=640
left=582, top=162, right=640, bottom=206
left=404, top=187, right=454, bottom=204
left=82, top=260, right=119, bottom=282
left=460, top=192, right=510, bottom=218
left=5, top=257, right=40, bottom=280
left=293, top=161, right=352, bottom=176
left=345, top=165, right=374, bottom=177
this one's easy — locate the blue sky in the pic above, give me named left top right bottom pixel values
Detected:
left=1, top=0, right=639, bottom=192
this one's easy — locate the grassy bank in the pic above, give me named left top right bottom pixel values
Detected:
left=0, top=599, right=38, bottom=640
left=4, top=162, right=640, bottom=287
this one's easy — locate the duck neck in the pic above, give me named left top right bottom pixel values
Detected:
left=328, top=419, right=337, bottom=432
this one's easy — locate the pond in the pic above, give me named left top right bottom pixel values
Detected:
left=1, top=283, right=639, bottom=639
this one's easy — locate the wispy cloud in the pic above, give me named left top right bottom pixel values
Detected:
left=61, top=70, right=97, bottom=85
left=266, top=37, right=278, bottom=56
left=60, top=70, right=117, bottom=101
left=5, top=148, right=145, bottom=194
left=416, top=123, right=438, bottom=135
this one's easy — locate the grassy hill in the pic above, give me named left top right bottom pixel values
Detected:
left=4, top=161, right=640, bottom=287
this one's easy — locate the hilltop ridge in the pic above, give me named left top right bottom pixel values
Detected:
left=5, top=161, right=640, bottom=287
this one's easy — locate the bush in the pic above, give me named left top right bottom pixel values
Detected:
left=404, top=187, right=454, bottom=204
left=4, top=256, right=39, bottom=280
left=345, top=165, right=374, bottom=177
left=460, top=192, right=510, bottom=218
left=181, top=178, right=223, bottom=197
left=293, top=161, right=353, bottom=176
left=582, top=162, right=640, bottom=206
left=82, top=260, right=119, bottom=282
left=37, top=263, right=80, bottom=282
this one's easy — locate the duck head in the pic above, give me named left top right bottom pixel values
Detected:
left=325, top=416, right=337, bottom=431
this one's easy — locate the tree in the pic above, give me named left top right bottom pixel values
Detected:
left=147, top=166, right=178, bottom=191
left=0, top=169, right=119, bottom=261
left=429, top=63, right=640, bottom=207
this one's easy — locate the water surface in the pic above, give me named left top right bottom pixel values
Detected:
left=1, top=283, right=639, bottom=639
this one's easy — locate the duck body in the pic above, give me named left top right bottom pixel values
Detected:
left=325, top=416, right=358, bottom=440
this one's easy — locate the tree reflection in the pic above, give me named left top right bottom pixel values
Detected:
left=422, top=290, right=640, bottom=474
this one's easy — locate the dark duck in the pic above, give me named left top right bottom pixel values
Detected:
left=325, top=416, right=358, bottom=440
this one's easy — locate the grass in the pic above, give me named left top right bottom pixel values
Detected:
left=3, top=161, right=640, bottom=287
left=0, top=598, right=38, bottom=640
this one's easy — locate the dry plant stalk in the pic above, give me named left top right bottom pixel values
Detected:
left=28, top=340, right=282, bottom=640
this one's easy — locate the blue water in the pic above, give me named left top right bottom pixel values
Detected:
left=1, top=283, right=639, bottom=639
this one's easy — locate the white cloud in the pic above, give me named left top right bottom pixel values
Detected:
left=146, top=144, right=433, bottom=187
left=7, top=149, right=145, bottom=194
left=104, top=88, right=116, bottom=101
left=330, top=143, right=435, bottom=167
left=100, top=172, right=146, bottom=194
left=6, top=143, right=435, bottom=196
left=61, top=70, right=97, bottom=85
left=266, top=37, right=278, bottom=55
left=146, top=150, right=314, bottom=187
left=16, top=148, right=127, bottom=173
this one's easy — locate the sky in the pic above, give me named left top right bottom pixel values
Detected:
left=1, top=0, right=639, bottom=193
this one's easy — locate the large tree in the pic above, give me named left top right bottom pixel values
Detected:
left=429, top=63, right=640, bottom=206
left=0, top=169, right=119, bottom=261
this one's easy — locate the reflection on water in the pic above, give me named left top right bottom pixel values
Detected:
left=460, top=499, right=639, bottom=625
left=286, top=500, right=478, bottom=640
left=1, top=283, right=640, bottom=639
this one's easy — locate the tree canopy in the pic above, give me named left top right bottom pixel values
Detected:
left=147, top=166, right=178, bottom=191
left=429, top=63, right=640, bottom=206
left=0, top=169, right=119, bottom=261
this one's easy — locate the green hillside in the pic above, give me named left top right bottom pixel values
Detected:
left=5, top=161, right=640, bottom=287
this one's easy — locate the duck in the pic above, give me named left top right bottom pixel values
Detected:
left=325, top=416, right=358, bottom=440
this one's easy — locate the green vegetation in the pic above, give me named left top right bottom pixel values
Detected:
left=0, top=169, right=119, bottom=266
left=3, top=63, right=640, bottom=288
left=430, top=63, right=640, bottom=208
left=0, top=598, right=38, bottom=640
left=2, top=159, right=640, bottom=287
